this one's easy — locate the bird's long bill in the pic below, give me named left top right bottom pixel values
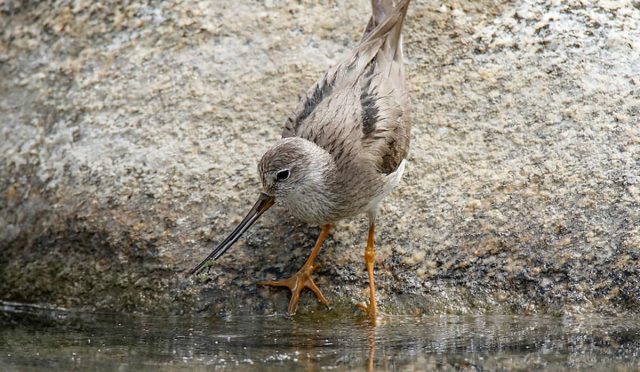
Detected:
left=189, top=193, right=275, bottom=275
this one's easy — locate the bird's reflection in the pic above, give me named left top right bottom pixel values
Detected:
left=367, top=324, right=376, bottom=372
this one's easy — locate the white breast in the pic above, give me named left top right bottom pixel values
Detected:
left=365, top=159, right=406, bottom=222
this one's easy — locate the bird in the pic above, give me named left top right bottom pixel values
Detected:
left=191, top=0, right=411, bottom=323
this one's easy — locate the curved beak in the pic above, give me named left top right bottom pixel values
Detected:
left=190, top=193, right=275, bottom=275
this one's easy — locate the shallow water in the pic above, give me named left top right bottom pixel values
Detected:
left=1, top=302, right=638, bottom=371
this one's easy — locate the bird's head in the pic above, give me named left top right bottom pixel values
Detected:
left=258, top=137, right=331, bottom=200
left=189, top=137, right=333, bottom=275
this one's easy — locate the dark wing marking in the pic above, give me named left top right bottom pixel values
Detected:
left=360, top=61, right=379, bottom=136
left=283, top=72, right=335, bottom=138
left=357, top=0, right=411, bottom=174
left=295, top=73, right=334, bottom=125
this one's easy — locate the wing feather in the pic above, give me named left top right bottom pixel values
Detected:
left=282, top=0, right=411, bottom=174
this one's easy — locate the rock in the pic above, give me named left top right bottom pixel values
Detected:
left=1, top=0, right=638, bottom=315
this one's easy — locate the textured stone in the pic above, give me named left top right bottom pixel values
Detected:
left=1, top=0, right=638, bottom=315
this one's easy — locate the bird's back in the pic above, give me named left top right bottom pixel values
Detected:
left=282, top=0, right=410, bottom=221
left=282, top=0, right=411, bottom=177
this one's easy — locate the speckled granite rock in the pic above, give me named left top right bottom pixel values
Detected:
left=1, top=0, right=638, bottom=315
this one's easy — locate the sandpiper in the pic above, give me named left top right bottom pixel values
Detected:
left=191, top=0, right=411, bottom=323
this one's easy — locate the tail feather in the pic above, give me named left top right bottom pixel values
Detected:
left=372, top=0, right=395, bottom=24
left=361, top=0, right=410, bottom=61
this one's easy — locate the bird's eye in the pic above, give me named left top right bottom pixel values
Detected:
left=276, top=169, right=290, bottom=181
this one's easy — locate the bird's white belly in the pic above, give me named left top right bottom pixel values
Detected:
left=365, top=159, right=406, bottom=221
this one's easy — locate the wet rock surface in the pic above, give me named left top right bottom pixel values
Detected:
left=1, top=0, right=639, bottom=315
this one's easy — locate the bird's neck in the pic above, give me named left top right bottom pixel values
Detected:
left=285, top=139, right=339, bottom=224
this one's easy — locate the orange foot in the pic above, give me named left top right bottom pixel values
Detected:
left=356, top=300, right=377, bottom=324
left=259, top=263, right=329, bottom=315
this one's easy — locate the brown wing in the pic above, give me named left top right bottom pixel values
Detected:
left=282, top=0, right=411, bottom=174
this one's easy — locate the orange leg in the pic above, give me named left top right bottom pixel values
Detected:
left=259, top=224, right=331, bottom=315
left=357, top=222, right=377, bottom=324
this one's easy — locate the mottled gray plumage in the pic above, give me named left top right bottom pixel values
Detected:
left=192, top=0, right=411, bottom=322
left=263, top=0, right=411, bottom=225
